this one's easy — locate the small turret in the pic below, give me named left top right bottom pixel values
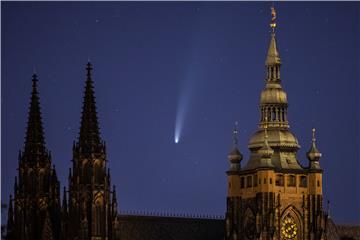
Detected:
left=227, top=122, right=243, bottom=172
left=307, top=128, right=322, bottom=169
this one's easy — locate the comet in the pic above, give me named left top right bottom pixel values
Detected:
left=174, top=95, right=186, bottom=144
left=174, top=78, right=193, bottom=144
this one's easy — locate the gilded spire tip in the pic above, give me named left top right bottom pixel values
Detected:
left=270, top=5, right=277, bottom=32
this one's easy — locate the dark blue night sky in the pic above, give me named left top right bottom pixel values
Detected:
left=2, top=2, right=359, bottom=224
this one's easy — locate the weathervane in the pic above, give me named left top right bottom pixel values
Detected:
left=270, top=5, right=277, bottom=32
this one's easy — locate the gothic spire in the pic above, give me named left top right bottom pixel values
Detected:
left=23, top=73, right=48, bottom=162
left=78, top=62, right=102, bottom=154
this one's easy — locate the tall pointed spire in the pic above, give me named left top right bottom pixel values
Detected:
left=259, top=6, right=290, bottom=130
left=246, top=6, right=301, bottom=170
left=78, top=62, right=102, bottom=154
left=23, top=73, right=48, bottom=163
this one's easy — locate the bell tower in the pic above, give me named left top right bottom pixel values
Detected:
left=66, top=62, right=120, bottom=240
left=225, top=7, right=328, bottom=240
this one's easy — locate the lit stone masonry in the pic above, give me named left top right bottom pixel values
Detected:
left=225, top=7, right=328, bottom=240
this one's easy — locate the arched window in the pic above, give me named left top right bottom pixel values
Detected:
left=253, top=175, right=258, bottom=187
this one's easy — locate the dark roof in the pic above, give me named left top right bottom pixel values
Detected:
left=326, top=218, right=360, bottom=240
left=118, top=214, right=360, bottom=240
left=337, top=224, right=360, bottom=240
left=118, top=214, right=224, bottom=240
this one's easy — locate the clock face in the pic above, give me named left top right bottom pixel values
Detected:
left=281, top=216, right=298, bottom=239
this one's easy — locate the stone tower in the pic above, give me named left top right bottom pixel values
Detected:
left=6, top=74, right=61, bottom=240
left=225, top=8, right=328, bottom=240
left=66, top=62, right=120, bottom=240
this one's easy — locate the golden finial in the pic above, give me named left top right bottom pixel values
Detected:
left=312, top=128, right=316, bottom=143
left=233, top=121, right=239, bottom=146
left=270, top=5, right=277, bottom=32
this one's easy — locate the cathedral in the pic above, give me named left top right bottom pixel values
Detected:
left=4, top=9, right=360, bottom=240
left=5, top=63, right=121, bottom=240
